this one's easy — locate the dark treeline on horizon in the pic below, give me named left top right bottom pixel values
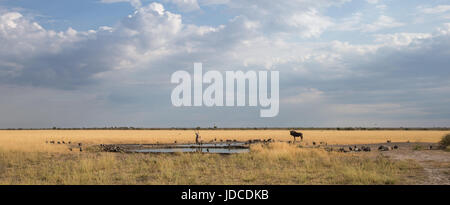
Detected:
left=1, top=127, right=450, bottom=131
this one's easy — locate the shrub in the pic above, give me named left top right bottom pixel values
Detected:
left=412, top=145, right=422, bottom=151
left=439, top=134, right=450, bottom=148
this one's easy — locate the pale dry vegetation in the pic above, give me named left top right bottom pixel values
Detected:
left=0, top=130, right=444, bottom=184
left=0, top=143, right=422, bottom=185
left=0, top=130, right=446, bottom=152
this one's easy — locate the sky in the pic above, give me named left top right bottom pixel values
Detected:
left=0, top=0, right=450, bottom=128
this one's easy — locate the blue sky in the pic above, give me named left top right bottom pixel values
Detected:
left=1, top=0, right=450, bottom=128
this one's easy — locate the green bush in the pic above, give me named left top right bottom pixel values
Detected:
left=412, top=144, right=422, bottom=151
left=439, top=134, right=450, bottom=147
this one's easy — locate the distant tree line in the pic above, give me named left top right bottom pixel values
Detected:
left=1, top=127, right=450, bottom=131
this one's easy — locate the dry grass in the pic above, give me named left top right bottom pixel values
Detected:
left=0, top=130, right=441, bottom=184
left=0, top=143, right=422, bottom=185
left=0, top=130, right=446, bottom=152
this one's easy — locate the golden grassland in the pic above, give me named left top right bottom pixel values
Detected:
left=0, top=143, right=422, bottom=185
left=0, top=130, right=446, bottom=184
left=0, top=130, right=447, bottom=152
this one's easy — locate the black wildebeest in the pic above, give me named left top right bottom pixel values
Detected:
left=289, top=130, right=303, bottom=142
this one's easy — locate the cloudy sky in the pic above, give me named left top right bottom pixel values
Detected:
left=0, top=0, right=450, bottom=128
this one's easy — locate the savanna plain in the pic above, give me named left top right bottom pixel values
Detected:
left=0, top=130, right=449, bottom=185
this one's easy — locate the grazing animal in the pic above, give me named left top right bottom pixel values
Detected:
left=57, top=141, right=60, bottom=144
left=387, top=140, right=391, bottom=143
left=62, top=141, right=65, bottom=144
left=393, top=145, right=398, bottom=149
left=50, top=141, right=55, bottom=144
left=378, top=145, right=391, bottom=151
left=338, top=147, right=345, bottom=152
left=312, top=141, right=316, bottom=146
left=68, top=141, right=71, bottom=144
left=78, top=143, right=82, bottom=147
left=362, top=146, right=371, bottom=152
left=289, top=130, right=303, bottom=142
left=349, top=146, right=353, bottom=151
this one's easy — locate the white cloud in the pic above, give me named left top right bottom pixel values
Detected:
left=288, top=9, right=333, bottom=38
left=334, top=14, right=404, bottom=33
left=332, top=12, right=362, bottom=31
left=1, top=1, right=450, bottom=127
left=197, top=0, right=350, bottom=38
left=437, top=23, right=450, bottom=35
left=366, top=0, right=379, bottom=4
left=374, top=32, right=432, bottom=46
left=164, top=0, right=201, bottom=11
left=198, top=0, right=230, bottom=6
left=0, top=11, right=93, bottom=76
left=100, top=0, right=142, bottom=8
left=361, top=15, right=404, bottom=32
left=419, top=5, right=450, bottom=14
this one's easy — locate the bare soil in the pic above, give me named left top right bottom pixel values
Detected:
left=327, top=142, right=450, bottom=184
left=380, top=143, right=450, bottom=185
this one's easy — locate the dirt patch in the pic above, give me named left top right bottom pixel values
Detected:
left=326, top=142, right=450, bottom=184
left=381, top=147, right=450, bottom=185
